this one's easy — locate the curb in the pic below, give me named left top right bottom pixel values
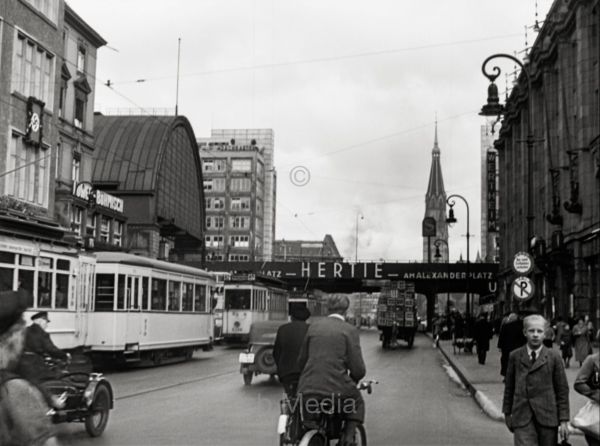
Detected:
left=433, top=337, right=583, bottom=436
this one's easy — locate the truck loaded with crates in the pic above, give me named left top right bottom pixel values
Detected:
left=376, top=280, right=418, bottom=348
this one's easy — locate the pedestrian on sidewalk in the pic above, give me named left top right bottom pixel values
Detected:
left=473, top=312, right=493, bottom=365
left=573, top=329, right=600, bottom=446
left=559, top=324, right=573, bottom=368
left=574, top=318, right=593, bottom=367
left=554, top=317, right=568, bottom=347
left=543, top=324, right=555, bottom=349
left=502, top=314, right=570, bottom=446
left=498, top=312, right=526, bottom=378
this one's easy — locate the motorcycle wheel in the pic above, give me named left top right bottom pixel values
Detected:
left=353, top=424, right=367, bottom=446
left=298, top=430, right=327, bottom=446
left=84, top=384, right=111, bottom=437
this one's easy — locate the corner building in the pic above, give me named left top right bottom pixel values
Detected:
left=494, top=0, right=599, bottom=326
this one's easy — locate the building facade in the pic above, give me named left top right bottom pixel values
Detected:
left=493, top=0, right=599, bottom=325
left=93, top=114, right=206, bottom=262
left=480, top=121, right=500, bottom=262
left=199, top=129, right=276, bottom=261
left=422, top=124, right=449, bottom=262
left=272, top=234, right=343, bottom=262
left=198, top=139, right=266, bottom=262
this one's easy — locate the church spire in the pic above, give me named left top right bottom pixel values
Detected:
left=426, top=121, right=445, bottom=198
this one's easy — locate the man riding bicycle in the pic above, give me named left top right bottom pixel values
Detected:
left=297, top=295, right=366, bottom=446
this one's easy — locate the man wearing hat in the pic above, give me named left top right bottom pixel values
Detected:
left=0, top=289, right=56, bottom=445
left=20, top=311, right=70, bottom=385
left=273, top=304, right=311, bottom=397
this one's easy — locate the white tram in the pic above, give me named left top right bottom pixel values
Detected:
left=211, top=272, right=230, bottom=344
left=222, top=274, right=288, bottom=343
left=87, top=252, right=215, bottom=364
left=0, top=238, right=96, bottom=351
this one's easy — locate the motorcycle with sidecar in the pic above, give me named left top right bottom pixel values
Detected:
left=43, top=355, right=114, bottom=437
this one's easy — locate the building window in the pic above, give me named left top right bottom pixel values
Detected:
left=71, top=152, right=80, bottom=183
left=58, top=79, right=67, bottom=118
left=86, top=213, right=96, bottom=238
left=203, top=160, right=214, bottom=172
left=7, top=133, right=49, bottom=207
left=194, top=284, right=207, bottom=312
left=231, top=159, right=252, bottom=172
left=205, top=235, right=224, bottom=247
left=229, top=254, right=249, bottom=261
left=12, top=34, right=54, bottom=107
left=205, top=178, right=225, bottom=192
left=231, top=216, right=250, bottom=229
left=113, top=221, right=123, bottom=246
left=230, top=178, right=251, bottom=192
left=230, top=235, right=249, bottom=248
left=100, top=216, right=110, bottom=243
left=76, top=46, right=86, bottom=73
left=71, top=206, right=82, bottom=236
left=207, top=198, right=224, bottom=209
left=74, top=89, right=87, bottom=129
left=231, top=197, right=251, bottom=211
left=203, top=180, right=213, bottom=191
left=24, top=0, right=58, bottom=23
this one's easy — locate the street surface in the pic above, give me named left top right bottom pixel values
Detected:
left=53, top=331, right=583, bottom=445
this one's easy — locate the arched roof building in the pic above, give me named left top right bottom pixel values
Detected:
left=92, top=114, right=205, bottom=261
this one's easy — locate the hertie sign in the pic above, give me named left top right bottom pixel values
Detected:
left=512, top=251, right=534, bottom=275
left=512, top=276, right=535, bottom=301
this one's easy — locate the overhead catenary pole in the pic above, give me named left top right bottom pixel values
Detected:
left=175, top=37, right=181, bottom=116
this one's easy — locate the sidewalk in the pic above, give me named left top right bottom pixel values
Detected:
left=435, top=335, right=597, bottom=433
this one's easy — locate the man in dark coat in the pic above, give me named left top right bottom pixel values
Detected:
left=297, top=295, right=366, bottom=446
left=273, top=305, right=311, bottom=397
left=498, top=312, right=526, bottom=377
left=19, top=311, right=70, bottom=384
left=473, top=312, right=494, bottom=365
left=503, top=315, right=570, bottom=445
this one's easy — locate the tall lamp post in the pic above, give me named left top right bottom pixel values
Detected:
left=445, top=194, right=470, bottom=318
left=355, top=212, right=364, bottom=262
left=434, top=239, right=451, bottom=315
left=480, top=54, right=535, bottom=248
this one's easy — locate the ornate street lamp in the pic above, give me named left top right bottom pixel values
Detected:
left=445, top=194, right=471, bottom=319
left=480, top=53, right=535, bottom=250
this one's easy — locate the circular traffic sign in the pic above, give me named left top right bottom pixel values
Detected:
left=512, top=251, right=534, bottom=275
left=512, top=276, right=535, bottom=301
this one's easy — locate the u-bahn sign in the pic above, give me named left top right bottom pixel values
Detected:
left=192, top=261, right=499, bottom=296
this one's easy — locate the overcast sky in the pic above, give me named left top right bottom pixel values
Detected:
left=67, top=0, right=554, bottom=262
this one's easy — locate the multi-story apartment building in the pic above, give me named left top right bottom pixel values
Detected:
left=198, top=131, right=276, bottom=261
left=493, top=0, right=599, bottom=325
left=199, top=129, right=276, bottom=261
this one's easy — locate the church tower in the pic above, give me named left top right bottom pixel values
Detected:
left=423, top=122, right=449, bottom=262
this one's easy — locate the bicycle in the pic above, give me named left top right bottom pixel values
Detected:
left=278, top=379, right=378, bottom=446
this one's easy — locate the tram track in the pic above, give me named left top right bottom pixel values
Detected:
left=116, top=369, right=238, bottom=400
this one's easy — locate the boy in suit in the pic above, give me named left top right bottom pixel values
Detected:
left=503, top=314, right=570, bottom=446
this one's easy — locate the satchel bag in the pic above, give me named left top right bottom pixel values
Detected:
left=572, top=400, right=600, bottom=439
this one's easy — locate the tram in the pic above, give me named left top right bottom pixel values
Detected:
left=0, top=241, right=215, bottom=365
left=87, top=252, right=215, bottom=364
left=222, top=274, right=288, bottom=343
left=211, top=271, right=230, bottom=344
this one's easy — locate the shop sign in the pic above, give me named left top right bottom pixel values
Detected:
left=73, top=182, right=124, bottom=213
left=487, top=150, right=498, bottom=232
left=0, top=239, right=40, bottom=256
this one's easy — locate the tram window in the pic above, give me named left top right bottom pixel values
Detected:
left=55, top=274, right=69, bottom=309
left=17, top=270, right=33, bottom=294
left=151, top=278, right=167, bottom=310
left=95, top=274, right=115, bottom=311
left=0, top=268, right=13, bottom=292
left=225, top=289, right=250, bottom=310
left=39, top=257, right=53, bottom=269
left=38, top=271, right=52, bottom=308
left=117, top=275, right=126, bottom=310
left=141, top=277, right=149, bottom=310
left=194, top=284, right=206, bottom=312
left=182, top=283, right=193, bottom=311
left=57, top=259, right=70, bottom=271
left=19, top=255, right=34, bottom=267
left=0, top=251, right=15, bottom=264
left=168, top=281, right=181, bottom=311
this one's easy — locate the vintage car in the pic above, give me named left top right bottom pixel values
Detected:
left=239, top=320, right=285, bottom=385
